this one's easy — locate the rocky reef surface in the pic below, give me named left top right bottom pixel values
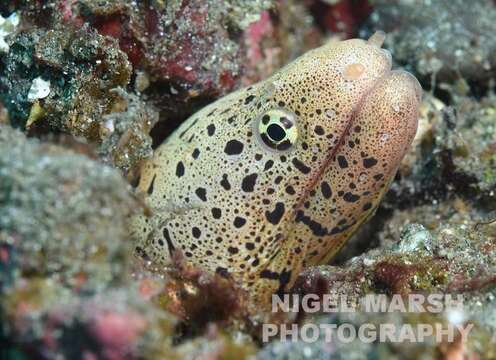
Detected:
left=1, top=0, right=495, bottom=359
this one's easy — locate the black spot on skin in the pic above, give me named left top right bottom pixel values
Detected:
left=314, top=125, right=325, bottom=135
left=259, top=269, right=293, bottom=294
left=224, top=140, right=244, bottom=155
left=255, top=153, right=263, bottom=161
left=220, top=174, right=231, bottom=190
left=252, top=258, right=260, bottom=267
left=275, top=176, right=283, bottom=184
left=192, top=227, right=201, bottom=238
left=354, top=125, right=361, bottom=133
left=277, top=270, right=292, bottom=293
left=343, top=192, right=360, bottom=202
left=296, top=210, right=327, bottom=236
left=176, top=162, right=185, bottom=177
left=374, top=174, right=384, bottom=181
left=242, top=173, right=258, bottom=192
left=285, top=185, right=296, bottom=195
left=260, top=270, right=279, bottom=280
left=330, top=227, right=343, bottom=235
left=321, top=181, right=332, bottom=199
left=245, top=243, right=255, bottom=250
left=337, top=156, right=349, bottom=169
left=228, top=246, right=239, bottom=254
left=348, top=140, right=355, bottom=148
left=211, top=208, right=222, bottom=219
left=363, top=157, right=378, bottom=168
left=163, top=228, right=175, bottom=256
left=192, top=148, right=200, bottom=159
left=234, top=216, right=247, bottom=228
left=278, top=101, right=285, bottom=107
left=338, top=190, right=344, bottom=196
left=363, top=202, right=373, bottom=211
left=264, top=160, right=274, bottom=171
left=300, top=97, right=307, bottom=103
left=292, top=158, right=311, bottom=174
left=277, top=139, right=292, bottom=151
left=207, top=124, right=216, bottom=136
left=216, top=267, right=229, bottom=278
left=262, top=114, right=270, bottom=125
left=228, top=116, right=236, bottom=124
left=265, top=202, right=285, bottom=225
left=280, top=117, right=293, bottom=129
left=179, top=118, right=198, bottom=139
left=195, top=187, right=207, bottom=202
left=296, top=211, right=352, bottom=237
left=147, top=175, right=156, bottom=195
left=245, top=95, right=256, bottom=104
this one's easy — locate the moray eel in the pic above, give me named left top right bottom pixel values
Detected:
left=130, top=32, right=421, bottom=306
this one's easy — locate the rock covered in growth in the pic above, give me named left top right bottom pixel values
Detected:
left=74, top=0, right=273, bottom=121
left=365, top=0, right=496, bottom=84
left=0, top=20, right=160, bottom=172
left=2, top=24, right=132, bottom=134
left=287, top=213, right=496, bottom=358
left=98, top=89, right=159, bottom=174
left=383, top=93, right=496, bottom=207
left=0, top=125, right=182, bottom=359
left=0, top=125, right=138, bottom=290
left=2, top=284, right=178, bottom=360
left=241, top=1, right=322, bottom=85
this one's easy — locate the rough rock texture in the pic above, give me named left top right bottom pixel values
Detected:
left=0, top=125, right=137, bottom=290
left=365, top=0, right=496, bottom=85
left=0, top=20, right=158, bottom=173
left=285, top=217, right=496, bottom=359
left=0, top=0, right=321, bottom=173
left=0, top=125, right=179, bottom=359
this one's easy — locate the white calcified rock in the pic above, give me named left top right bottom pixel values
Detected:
left=0, top=13, right=20, bottom=54
left=28, top=77, right=51, bottom=102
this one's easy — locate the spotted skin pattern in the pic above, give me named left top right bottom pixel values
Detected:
left=130, top=33, right=421, bottom=306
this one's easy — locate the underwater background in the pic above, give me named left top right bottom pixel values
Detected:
left=1, top=1, right=495, bottom=359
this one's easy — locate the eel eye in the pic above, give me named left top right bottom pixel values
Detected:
left=256, top=109, right=298, bottom=151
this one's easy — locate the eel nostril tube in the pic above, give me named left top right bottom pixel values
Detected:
left=367, top=30, right=386, bottom=48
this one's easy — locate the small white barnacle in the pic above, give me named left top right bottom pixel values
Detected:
left=255, top=108, right=298, bottom=152
left=0, top=12, right=20, bottom=54
left=27, top=77, right=51, bottom=102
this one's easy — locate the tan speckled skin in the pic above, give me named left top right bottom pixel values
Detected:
left=130, top=35, right=421, bottom=306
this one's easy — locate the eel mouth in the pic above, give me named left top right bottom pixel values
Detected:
left=291, top=76, right=390, bottom=225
